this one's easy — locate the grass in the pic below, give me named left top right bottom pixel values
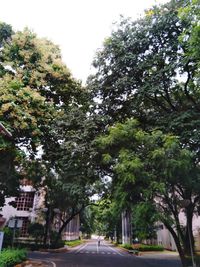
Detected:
left=65, top=239, right=83, bottom=247
left=119, top=243, right=164, bottom=251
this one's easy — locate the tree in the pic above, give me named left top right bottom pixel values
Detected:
left=86, top=199, right=121, bottom=240
left=0, top=22, right=100, bottom=245
left=0, top=22, right=83, bottom=206
left=132, top=202, right=158, bottom=242
left=88, top=1, right=200, bottom=264
left=0, top=26, right=83, bottom=154
left=179, top=0, right=200, bottom=63
left=0, top=141, right=21, bottom=207
left=96, top=119, right=200, bottom=267
left=37, top=104, right=100, bottom=246
left=88, top=0, right=200, bottom=153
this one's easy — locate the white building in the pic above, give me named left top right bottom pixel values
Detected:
left=0, top=179, right=80, bottom=241
left=1, top=179, right=40, bottom=237
left=156, top=213, right=200, bottom=251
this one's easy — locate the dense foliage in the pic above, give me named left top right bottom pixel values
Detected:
left=0, top=249, right=27, bottom=267
left=0, top=21, right=95, bottom=246
left=0, top=22, right=83, bottom=207
left=88, top=1, right=200, bottom=266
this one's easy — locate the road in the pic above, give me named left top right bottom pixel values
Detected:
left=28, top=240, right=182, bottom=267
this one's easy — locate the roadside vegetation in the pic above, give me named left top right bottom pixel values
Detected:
left=120, top=243, right=164, bottom=252
left=0, top=249, right=27, bottom=267
left=65, top=240, right=83, bottom=247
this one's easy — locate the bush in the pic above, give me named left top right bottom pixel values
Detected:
left=2, top=227, right=20, bottom=248
left=28, top=223, right=44, bottom=245
left=65, top=240, right=83, bottom=247
left=14, top=241, right=41, bottom=251
left=121, top=243, right=133, bottom=250
left=48, top=231, right=65, bottom=249
left=50, top=239, right=65, bottom=249
left=0, top=249, right=27, bottom=267
left=2, top=227, right=13, bottom=248
left=136, top=244, right=164, bottom=251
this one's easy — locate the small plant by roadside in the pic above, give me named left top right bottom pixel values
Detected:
left=0, top=249, right=27, bottom=267
left=65, top=240, right=83, bottom=247
left=120, top=243, right=133, bottom=250
left=133, top=244, right=164, bottom=251
left=120, top=243, right=164, bottom=251
left=28, top=223, right=44, bottom=246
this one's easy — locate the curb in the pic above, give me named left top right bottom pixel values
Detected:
left=15, top=259, right=55, bottom=267
left=39, top=247, right=68, bottom=253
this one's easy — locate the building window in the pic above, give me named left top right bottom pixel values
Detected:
left=20, top=179, right=33, bottom=186
left=16, top=192, right=35, bottom=211
left=17, top=217, right=29, bottom=237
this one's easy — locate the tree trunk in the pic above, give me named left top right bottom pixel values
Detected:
left=184, top=206, right=195, bottom=256
left=54, top=214, right=75, bottom=246
left=121, top=209, right=132, bottom=244
left=54, top=208, right=84, bottom=247
left=164, top=221, right=187, bottom=267
left=43, top=206, right=51, bottom=246
left=53, top=203, right=96, bottom=247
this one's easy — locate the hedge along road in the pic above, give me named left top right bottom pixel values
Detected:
left=28, top=240, right=182, bottom=267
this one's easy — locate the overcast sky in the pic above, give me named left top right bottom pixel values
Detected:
left=0, top=0, right=169, bottom=84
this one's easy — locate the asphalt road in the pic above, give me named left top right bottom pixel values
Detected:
left=28, top=240, right=182, bottom=267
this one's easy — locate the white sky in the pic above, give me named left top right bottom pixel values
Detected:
left=0, top=0, right=169, bottom=84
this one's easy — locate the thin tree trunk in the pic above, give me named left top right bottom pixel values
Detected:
left=163, top=221, right=187, bottom=267
left=53, top=203, right=98, bottom=247
left=184, top=206, right=195, bottom=256
left=54, top=208, right=84, bottom=247
left=43, top=205, right=50, bottom=246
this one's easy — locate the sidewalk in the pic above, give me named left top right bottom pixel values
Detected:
left=139, top=250, right=180, bottom=259
left=15, top=259, right=51, bottom=267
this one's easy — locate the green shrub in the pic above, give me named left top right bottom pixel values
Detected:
left=137, top=244, right=164, bottom=251
left=2, top=227, right=20, bottom=248
left=0, top=249, right=27, bottom=267
left=65, top=240, right=82, bottom=247
left=50, top=239, right=65, bottom=249
left=28, top=223, right=44, bottom=245
left=48, top=231, right=65, bottom=249
left=121, top=243, right=133, bottom=250
left=15, top=241, right=41, bottom=251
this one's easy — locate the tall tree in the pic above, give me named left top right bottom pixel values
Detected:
left=96, top=119, right=200, bottom=267
left=88, top=0, right=200, bottom=152
left=179, top=0, right=200, bottom=63
left=88, top=1, right=200, bottom=264
left=0, top=23, right=84, bottom=206
left=39, top=104, right=100, bottom=245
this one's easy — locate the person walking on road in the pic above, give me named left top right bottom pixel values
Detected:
left=97, top=237, right=101, bottom=246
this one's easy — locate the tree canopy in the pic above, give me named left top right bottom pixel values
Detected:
left=88, top=1, right=200, bottom=265
left=96, top=119, right=200, bottom=265
left=88, top=0, right=200, bottom=153
left=0, top=22, right=86, bottom=208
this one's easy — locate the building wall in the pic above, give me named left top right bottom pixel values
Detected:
left=62, top=215, right=80, bottom=241
left=156, top=213, right=200, bottom=251
left=156, top=224, right=177, bottom=251
left=192, top=214, right=200, bottom=251
left=1, top=184, right=39, bottom=236
left=1, top=185, right=80, bottom=241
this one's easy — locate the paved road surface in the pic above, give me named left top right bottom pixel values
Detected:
left=29, top=240, right=182, bottom=267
